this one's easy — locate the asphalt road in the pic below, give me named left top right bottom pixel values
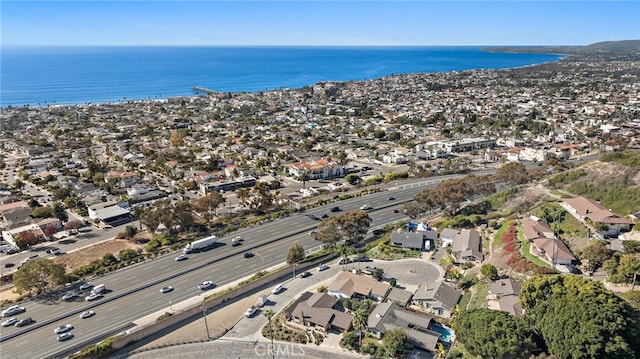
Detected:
left=0, top=173, right=483, bottom=358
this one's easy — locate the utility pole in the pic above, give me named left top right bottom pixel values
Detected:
left=202, top=300, right=211, bottom=340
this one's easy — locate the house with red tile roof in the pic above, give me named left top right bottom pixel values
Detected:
left=287, top=158, right=345, bottom=180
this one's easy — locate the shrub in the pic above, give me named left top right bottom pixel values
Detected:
left=118, top=249, right=138, bottom=261
left=156, top=312, right=173, bottom=322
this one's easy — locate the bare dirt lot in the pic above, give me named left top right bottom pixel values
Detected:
left=53, top=239, right=144, bottom=272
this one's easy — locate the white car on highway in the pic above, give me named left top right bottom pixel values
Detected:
left=85, top=292, right=102, bottom=301
left=1, top=305, right=25, bottom=317
left=80, top=310, right=95, bottom=319
left=61, top=292, right=78, bottom=301
left=197, top=281, right=214, bottom=290
left=1, top=317, right=17, bottom=327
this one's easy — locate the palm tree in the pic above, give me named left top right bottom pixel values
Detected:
left=352, top=308, right=368, bottom=349
left=263, top=309, right=275, bottom=358
left=338, top=244, right=352, bottom=268
left=298, top=170, right=311, bottom=189
left=435, top=342, right=447, bottom=358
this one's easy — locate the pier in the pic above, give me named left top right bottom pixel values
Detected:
left=192, top=86, right=221, bottom=95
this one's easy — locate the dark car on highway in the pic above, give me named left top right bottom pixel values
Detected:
left=16, top=318, right=34, bottom=327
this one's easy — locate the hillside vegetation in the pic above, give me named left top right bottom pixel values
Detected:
left=549, top=151, right=640, bottom=215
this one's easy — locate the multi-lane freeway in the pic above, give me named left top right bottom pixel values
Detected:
left=0, top=173, right=489, bottom=358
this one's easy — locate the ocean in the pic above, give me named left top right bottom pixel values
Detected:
left=0, top=46, right=564, bottom=107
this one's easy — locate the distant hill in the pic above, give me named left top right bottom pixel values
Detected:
left=485, top=39, right=640, bottom=55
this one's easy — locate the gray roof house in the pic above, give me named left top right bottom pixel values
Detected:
left=488, top=278, right=523, bottom=317
left=385, top=287, right=414, bottom=308
left=286, top=292, right=352, bottom=333
left=440, top=228, right=459, bottom=247
left=411, top=282, right=462, bottom=318
left=390, top=231, right=425, bottom=251
left=451, top=229, right=483, bottom=263
left=367, top=302, right=441, bottom=352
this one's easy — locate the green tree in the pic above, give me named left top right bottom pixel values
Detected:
left=580, top=240, right=611, bottom=272
left=172, top=200, right=194, bottom=232
left=345, top=173, right=361, bottom=185
left=623, top=240, right=640, bottom=254
left=495, top=161, right=529, bottom=185
left=139, top=206, right=161, bottom=233
left=118, top=249, right=139, bottom=262
left=251, top=181, right=276, bottom=212
left=124, top=225, right=138, bottom=240
left=453, top=308, right=536, bottom=359
left=286, top=242, right=305, bottom=265
left=298, top=170, right=311, bottom=189
left=192, top=192, right=226, bottom=220
left=337, top=244, right=352, bottom=266
left=373, top=129, right=386, bottom=139
left=382, top=328, right=407, bottom=358
left=52, top=187, right=72, bottom=201
left=316, top=216, right=344, bottom=246
left=480, top=263, right=499, bottom=280
left=520, top=275, right=639, bottom=358
left=336, top=210, right=372, bottom=245
left=52, top=203, right=68, bottom=222
left=352, top=307, right=368, bottom=348
left=13, top=258, right=67, bottom=294
left=371, top=268, right=384, bottom=281
left=31, top=206, right=53, bottom=218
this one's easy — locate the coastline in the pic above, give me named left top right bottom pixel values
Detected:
left=0, top=46, right=564, bottom=109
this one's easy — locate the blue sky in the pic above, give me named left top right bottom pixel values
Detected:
left=2, top=1, right=639, bottom=46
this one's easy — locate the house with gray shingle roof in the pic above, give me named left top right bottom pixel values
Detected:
left=286, top=292, right=352, bottom=333
left=367, top=302, right=441, bottom=352
left=451, top=229, right=483, bottom=263
left=439, top=227, right=458, bottom=247
left=488, top=278, right=523, bottom=317
left=390, top=231, right=425, bottom=251
left=391, top=226, right=437, bottom=251
left=411, top=282, right=462, bottom=318
left=385, top=287, right=414, bottom=308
